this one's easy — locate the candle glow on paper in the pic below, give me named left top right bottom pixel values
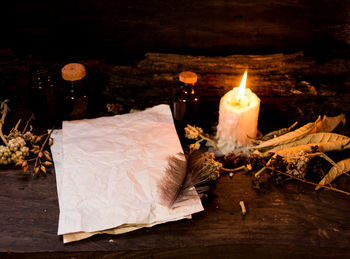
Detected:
left=216, top=70, right=260, bottom=154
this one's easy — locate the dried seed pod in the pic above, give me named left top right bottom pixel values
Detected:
left=35, top=136, right=42, bottom=143
left=34, top=167, right=40, bottom=174
left=48, top=138, right=53, bottom=146
left=43, top=150, right=52, bottom=161
left=40, top=165, right=46, bottom=174
left=15, top=160, right=23, bottom=166
left=43, top=161, right=52, bottom=166
left=32, top=145, right=40, bottom=150
left=38, top=152, right=43, bottom=158
left=21, top=160, right=28, bottom=168
left=23, top=164, right=28, bottom=172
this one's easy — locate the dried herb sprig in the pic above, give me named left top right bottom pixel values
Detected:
left=270, top=167, right=350, bottom=195
left=0, top=100, right=54, bottom=174
left=185, top=125, right=217, bottom=151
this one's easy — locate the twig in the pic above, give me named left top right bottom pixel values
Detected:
left=268, top=167, right=350, bottom=196
left=239, top=201, right=247, bottom=216
left=221, top=165, right=247, bottom=172
left=14, top=119, right=21, bottom=131
left=33, top=128, right=54, bottom=173
left=198, top=132, right=218, bottom=150
left=22, top=114, right=34, bottom=134
left=0, top=100, right=9, bottom=145
left=288, top=121, right=298, bottom=131
left=255, top=166, right=268, bottom=178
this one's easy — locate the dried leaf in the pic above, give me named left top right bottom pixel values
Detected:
left=270, top=133, right=350, bottom=152
left=316, top=158, right=350, bottom=190
left=311, top=114, right=346, bottom=133
left=260, top=122, right=298, bottom=141
left=253, top=116, right=321, bottom=151
left=276, top=139, right=350, bottom=158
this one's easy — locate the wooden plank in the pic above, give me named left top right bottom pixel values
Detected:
left=1, top=1, right=349, bottom=59
left=1, top=151, right=350, bottom=256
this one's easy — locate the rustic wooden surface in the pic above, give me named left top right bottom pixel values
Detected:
left=1, top=150, right=350, bottom=258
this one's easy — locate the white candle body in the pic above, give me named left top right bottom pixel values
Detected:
left=216, top=87, right=260, bottom=154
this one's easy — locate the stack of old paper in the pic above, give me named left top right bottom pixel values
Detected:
left=51, top=104, right=203, bottom=243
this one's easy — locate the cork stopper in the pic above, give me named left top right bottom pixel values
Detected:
left=61, top=63, right=86, bottom=81
left=179, top=71, right=197, bottom=84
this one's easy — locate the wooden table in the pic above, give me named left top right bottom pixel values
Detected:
left=1, top=147, right=350, bottom=258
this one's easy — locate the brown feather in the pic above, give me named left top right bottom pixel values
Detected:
left=159, top=151, right=217, bottom=208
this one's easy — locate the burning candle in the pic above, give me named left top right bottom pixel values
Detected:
left=216, top=70, right=260, bottom=154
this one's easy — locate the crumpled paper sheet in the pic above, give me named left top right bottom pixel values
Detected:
left=51, top=104, right=203, bottom=243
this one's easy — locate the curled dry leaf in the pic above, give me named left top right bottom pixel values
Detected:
left=260, top=121, right=298, bottom=141
left=270, top=133, right=350, bottom=152
left=316, top=158, right=350, bottom=190
left=311, top=114, right=346, bottom=133
left=253, top=116, right=321, bottom=151
left=276, top=139, right=350, bottom=158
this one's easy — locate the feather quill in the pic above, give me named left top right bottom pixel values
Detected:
left=159, top=151, right=218, bottom=208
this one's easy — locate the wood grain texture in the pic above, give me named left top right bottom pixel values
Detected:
left=0, top=0, right=349, bottom=60
left=1, top=159, right=350, bottom=257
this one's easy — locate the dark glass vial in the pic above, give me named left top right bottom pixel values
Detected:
left=30, top=65, right=57, bottom=127
left=61, top=63, right=88, bottom=120
left=173, top=71, right=199, bottom=127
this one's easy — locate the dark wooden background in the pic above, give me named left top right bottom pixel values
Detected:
left=0, top=1, right=350, bottom=257
left=0, top=0, right=349, bottom=62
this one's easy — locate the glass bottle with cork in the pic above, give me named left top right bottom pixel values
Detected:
left=61, top=63, right=88, bottom=120
left=173, top=71, right=200, bottom=130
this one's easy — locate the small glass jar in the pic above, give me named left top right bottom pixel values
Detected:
left=61, top=63, right=88, bottom=120
left=30, top=65, right=57, bottom=127
left=173, top=71, right=200, bottom=127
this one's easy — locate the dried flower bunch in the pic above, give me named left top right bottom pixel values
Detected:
left=0, top=100, right=53, bottom=174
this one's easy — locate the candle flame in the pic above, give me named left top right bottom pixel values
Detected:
left=237, top=70, right=247, bottom=102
